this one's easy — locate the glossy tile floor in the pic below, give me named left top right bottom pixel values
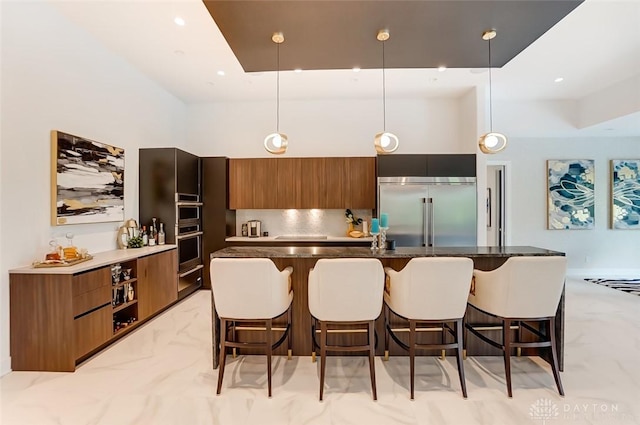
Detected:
left=1, top=277, right=639, bottom=425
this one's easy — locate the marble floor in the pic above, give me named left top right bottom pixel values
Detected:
left=1, top=277, right=639, bottom=425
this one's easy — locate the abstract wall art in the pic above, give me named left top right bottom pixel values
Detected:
left=547, top=159, right=595, bottom=230
left=51, top=130, right=124, bottom=225
left=611, top=159, right=640, bottom=229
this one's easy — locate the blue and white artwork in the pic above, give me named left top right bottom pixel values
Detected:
left=547, top=159, right=595, bottom=230
left=611, top=159, right=640, bottom=229
left=52, top=130, right=124, bottom=225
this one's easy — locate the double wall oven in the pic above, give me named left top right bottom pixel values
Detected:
left=176, top=193, right=203, bottom=298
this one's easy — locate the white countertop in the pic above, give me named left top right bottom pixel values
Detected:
left=225, top=236, right=373, bottom=243
left=9, top=245, right=177, bottom=275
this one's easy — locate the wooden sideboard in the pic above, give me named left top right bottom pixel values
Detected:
left=9, top=246, right=177, bottom=372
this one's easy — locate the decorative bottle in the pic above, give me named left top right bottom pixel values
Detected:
left=141, top=225, right=148, bottom=246
left=149, top=218, right=157, bottom=246
left=158, top=223, right=165, bottom=245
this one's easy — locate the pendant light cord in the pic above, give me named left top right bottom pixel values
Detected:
left=276, top=41, right=280, bottom=133
left=382, top=40, right=387, bottom=132
left=488, top=37, right=493, bottom=132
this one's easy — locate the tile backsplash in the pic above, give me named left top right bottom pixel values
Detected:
left=235, top=209, right=372, bottom=237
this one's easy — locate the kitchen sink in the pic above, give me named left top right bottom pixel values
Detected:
left=274, top=235, right=328, bottom=240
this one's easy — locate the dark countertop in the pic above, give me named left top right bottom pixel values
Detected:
left=211, top=246, right=565, bottom=259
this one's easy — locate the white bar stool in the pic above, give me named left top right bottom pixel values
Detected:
left=466, top=256, right=567, bottom=397
left=308, top=258, right=384, bottom=401
left=383, top=257, right=473, bottom=399
left=210, top=258, right=293, bottom=397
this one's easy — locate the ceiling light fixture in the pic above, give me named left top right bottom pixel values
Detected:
left=374, top=29, right=399, bottom=155
left=217, top=70, right=225, bottom=76
left=264, top=32, right=288, bottom=155
left=294, top=68, right=302, bottom=73
left=554, top=77, right=564, bottom=83
left=478, top=29, right=507, bottom=155
left=174, top=16, right=185, bottom=26
left=438, top=66, right=447, bottom=72
left=353, top=67, right=361, bottom=73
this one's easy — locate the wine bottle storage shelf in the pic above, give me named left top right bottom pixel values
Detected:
left=112, top=277, right=138, bottom=288
left=113, top=299, right=138, bottom=314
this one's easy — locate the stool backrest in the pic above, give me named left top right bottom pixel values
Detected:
left=210, top=258, right=291, bottom=319
left=308, top=258, right=384, bottom=322
left=475, top=256, right=567, bottom=318
left=387, top=257, right=473, bottom=320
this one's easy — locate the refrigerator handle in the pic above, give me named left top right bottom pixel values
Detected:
left=428, top=198, right=434, bottom=247
left=422, top=198, right=427, bottom=247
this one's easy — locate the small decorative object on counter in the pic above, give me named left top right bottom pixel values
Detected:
left=370, top=218, right=380, bottom=250
left=141, top=226, right=148, bottom=246
left=158, top=223, right=165, bottom=245
left=362, top=220, right=369, bottom=236
left=127, top=235, right=143, bottom=248
left=63, top=233, right=78, bottom=260
left=127, top=284, right=135, bottom=302
left=149, top=218, right=157, bottom=246
left=345, top=209, right=363, bottom=236
left=45, top=240, right=61, bottom=261
left=117, top=224, right=129, bottom=249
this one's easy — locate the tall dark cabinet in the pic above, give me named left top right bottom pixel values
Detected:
left=139, top=148, right=203, bottom=299
left=201, top=157, right=235, bottom=289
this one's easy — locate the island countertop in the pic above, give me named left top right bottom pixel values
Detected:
left=211, top=245, right=564, bottom=259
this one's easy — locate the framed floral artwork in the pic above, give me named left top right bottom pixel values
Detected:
left=547, top=159, right=594, bottom=230
left=611, top=159, right=640, bottom=229
left=51, top=130, right=125, bottom=225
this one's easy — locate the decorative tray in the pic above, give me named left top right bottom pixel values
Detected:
left=32, top=255, right=93, bottom=268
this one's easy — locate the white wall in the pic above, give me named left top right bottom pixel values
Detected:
left=488, top=137, right=640, bottom=276
left=0, top=2, right=187, bottom=375
left=187, top=97, right=470, bottom=157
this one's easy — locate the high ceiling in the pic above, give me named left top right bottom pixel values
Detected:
left=203, top=0, right=582, bottom=72
left=48, top=0, right=640, bottom=136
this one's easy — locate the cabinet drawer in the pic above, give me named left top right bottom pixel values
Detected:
left=74, top=304, right=112, bottom=359
left=72, top=267, right=110, bottom=297
left=73, top=285, right=111, bottom=317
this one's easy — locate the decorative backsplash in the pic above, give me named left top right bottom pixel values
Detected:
left=235, top=209, right=372, bottom=237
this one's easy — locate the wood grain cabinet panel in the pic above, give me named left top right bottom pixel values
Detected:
left=276, top=158, right=301, bottom=208
left=73, top=305, right=112, bottom=359
left=72, top=267, right=110, bottom=297
left=252, top=159, right=278, bottom=209
left=325, top=157, right=347, bottom=208
left=346, top=157, right=376, bottom=209
left=300, top=158, right=327, bottom=209
left=229, top=159, right=254, bottom=209
left=138, top=250, right=177, bottom=320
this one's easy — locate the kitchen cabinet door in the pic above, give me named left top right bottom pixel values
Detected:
left=229, top=159, right=254, bottom=209
left=74, top=305, right=112, bottom=359
left=275, top=158, right=301, bottom=208
left=137, top=250, right=177, bottom=320
left=300, top=158, right=326, bottom=209
left=346, top=157, right=376, bottom=209
left=252, top=159, right=278, bottom=208
left=325, top=157, right=346, bottom=208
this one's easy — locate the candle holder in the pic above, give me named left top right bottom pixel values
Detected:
left=370, top=231, right=380, bottom=251
left=380, top=227, right=388, bottom=251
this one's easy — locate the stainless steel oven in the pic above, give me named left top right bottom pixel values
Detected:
left=175, top=193, right=204, bottom=298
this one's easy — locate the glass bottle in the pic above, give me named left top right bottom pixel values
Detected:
left=141, top=225, right=148, bottom=246
left=63, top=232, right=78, bottom=260
left=158, top=223, right=165, bottom=245
left=149, top=218, right=157, bottom=246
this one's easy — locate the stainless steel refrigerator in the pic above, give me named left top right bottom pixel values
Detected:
left=378, top=177, right=477, bottom=247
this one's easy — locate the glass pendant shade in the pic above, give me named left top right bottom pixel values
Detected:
left=478, top=29, right=507, bottom=154
left=264, top=132, right=288, bottom=155
left=374, top=131, right=399, bottom=154
left=478, top=132, right=507, bottom=154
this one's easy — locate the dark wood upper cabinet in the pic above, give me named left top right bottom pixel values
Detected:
left=228, top=157, right=375, bottom=209
left=377, top=154, right=476, bottom=178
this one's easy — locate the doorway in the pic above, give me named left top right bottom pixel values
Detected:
left=486, top=164, right=507, bottom=247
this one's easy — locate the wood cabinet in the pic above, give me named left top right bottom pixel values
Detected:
left=9, top=248, right=178, bottom=372
left=228, top=157, right=375, bottom=209
left=137, top=250, right=177, bottom=320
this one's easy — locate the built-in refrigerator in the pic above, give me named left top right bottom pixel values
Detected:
left=378, top=176, right=477, bottom=247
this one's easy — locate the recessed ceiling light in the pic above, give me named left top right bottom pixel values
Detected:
left=352, top=67, right=361, bottom=73
left=174, top=16, right=185, bottom=26
left=554, top=77, right=564, bottom=83
left=438, top=66, right=447, bottom=72
left=217, top=70, right=225, bottom=76
left=294, top=68, right=302, bottom=73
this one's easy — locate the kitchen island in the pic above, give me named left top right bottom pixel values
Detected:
left=209, top=246, right=565, bottom=370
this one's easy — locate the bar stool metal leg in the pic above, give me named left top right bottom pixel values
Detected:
left=454, top=319, right=468, bottom=398
left=217, top=318, right=227, bottom=395
left=503, top=318, right=513, bottom=398
left=409, top=320, right=416, bottom=400
left=549, top=317, right=565, bottom=396
left=368, top=320, right=378, bottom=401
left=319, top=321, right=327, bottom=401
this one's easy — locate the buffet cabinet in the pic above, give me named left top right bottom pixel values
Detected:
left=9, top=247, right=177, bottom=372
left=229, top=157, right=376, bottom=209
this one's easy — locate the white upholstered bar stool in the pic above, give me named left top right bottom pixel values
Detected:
left=210, top=258, right=293, bottom=397
left=308, top=258, right=385, bottom=401
left=465, top=256, right=567, bottom=397
left=383, top=257, right=474, bottom=399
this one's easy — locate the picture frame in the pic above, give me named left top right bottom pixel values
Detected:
left=51, top=130, right=125, bottom=225
left=547, top=159, right=595, bottom=230
left=611, top=159, right=640, bottom=229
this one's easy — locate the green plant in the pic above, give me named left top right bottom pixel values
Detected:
left=128, top=236, right=144, bottom=248
left=345, top=209, right=363, bottom=225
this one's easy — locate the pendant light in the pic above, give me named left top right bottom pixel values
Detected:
left=374, top=29, right=399, bottom=155
left=264, top=32, right=288, bottom=155
left=478, top=29, right=507, bottom=154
